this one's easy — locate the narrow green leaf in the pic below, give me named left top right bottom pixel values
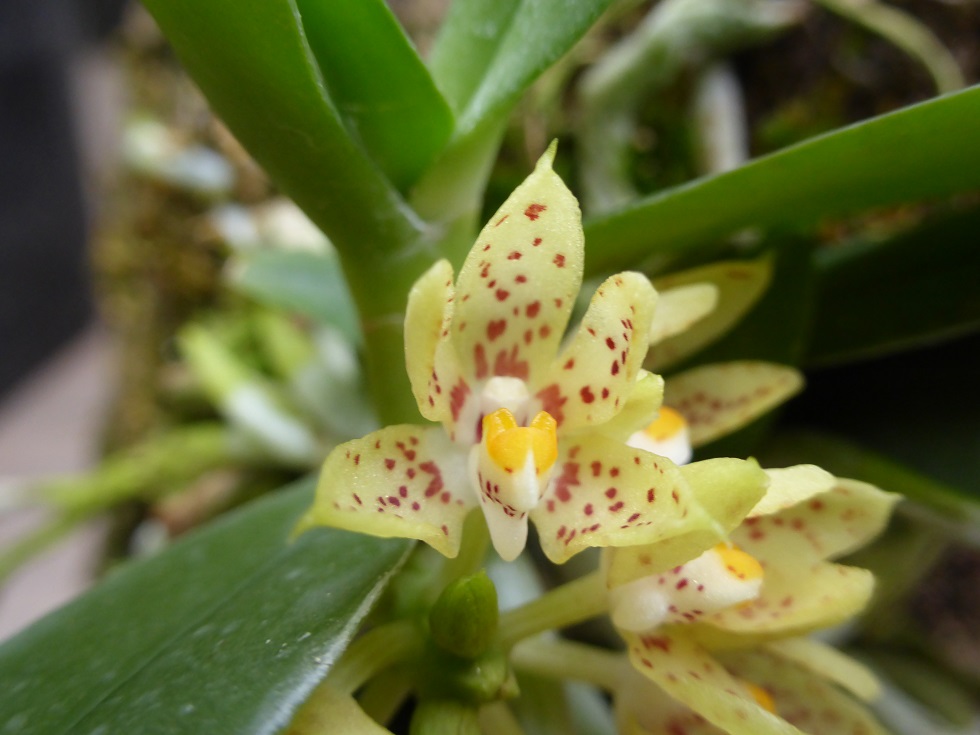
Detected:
left=807, top=206, right=980, bottom=366
left=140, top=0, right=424, bottom=258
left=296, top=0, right=453, bottom=191
left=583, top=86, right=980, bottom=276
left=431, top=0, right=616, bottom=137
left=0, top=479, right=411, bottom=735
left=229, top=251, right=361, bottom=345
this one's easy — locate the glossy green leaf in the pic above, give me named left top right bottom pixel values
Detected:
left=806, top=206, right=980, bottom=366
left=430, top=0, right=616, bottom=136
left=583, top=86, right=980, bottom=276
left=230, top=251, right=361, bottom=345
left=140, top=0, right=424, bottom=259
left=0, top=478, right=411, bottom=734
left=296, top=0, right=453, bottom=191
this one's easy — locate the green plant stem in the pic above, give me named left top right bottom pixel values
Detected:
left=498, top=572, right=608, bottom=648
left=813, top=0, right=964, bottom=94
left=477, top=701, right=528, bottom=735
left=325, top=619, right=422, bottom=695
left=358, top=667, right=413, bottom=726
left=511, top=637, right=624, bottom=692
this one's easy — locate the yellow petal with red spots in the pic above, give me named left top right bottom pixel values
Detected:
left=765, top=638, right=880, bottom=701
left=738, top=477, right=899, bottom=567
left=664, top=362, right=802, bottom=447
left=451, top=145, right=583, bottom=389
left=648, top=283, right=718, bottom=347
left=594, top=370, right=665, bottom=442
left=604, top=458, right=769, bottom=588
left=299, top=425, right=475, bottom=558
left=695, top=562, right=874, bottom=641
left=532, top=434, right=716, bottom=564
left=535, top=272, right=657, bottom=432
left=720, top=649, right=891, bottom=735
left=648, top=255, right=772, bottom=371
left=404, top=259, right=467, bottom=425
left=622, top=630, right=804, bottom=735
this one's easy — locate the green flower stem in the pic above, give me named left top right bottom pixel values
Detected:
left=411, top=699, right=481, bottom=735
left=436, top=512, right=491, bottom=591
left=813, top=0, right=964, bottom=94
left=325, top=619, right=422, bottom=695
left=477, top=701, right=528, bottom=735
left=511, top=637, right=624, bottom=692
left=358, top=668, right=413, bottom=726
left=498, top=571, right=608, bottom=648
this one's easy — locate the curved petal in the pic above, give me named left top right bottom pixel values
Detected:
left=648, top=284, right=718, bottom=347
left=764, top=638, right=880, bottom=701
left=535, top=272, right=657, bottom=431
left=648, top=256, right=772, bottom=371
left=451, top=145, right=583, bottom=387
left=595, top=370, right=665, bottom=442
left=405, top=259, right=469, bottom=425
left=532, top=433, right=717, bottom=564
left=299, top=425, right=475, bottom=558
left=698, top=562, right=874, bottom=639
left=738, top=478, right=899, bottom=565
left=616, top=670, right=728, bottom=735
left=622, top=630, right=804, bottom=735
left=721, top=649, right=891, bottom=735
left=665, top=362, right=803, bottom=447
left=750, top=465, right=836, bottom=517
left=604, top=458, right=769, bottom=588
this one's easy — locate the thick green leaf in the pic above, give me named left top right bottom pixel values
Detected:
left=230, top=251, right=361, bottom=344
left=583, top=86, right=980, bottom=276
left=296, top=0, right=453, bottom=191
left=430, top=0, right=616, bottom=136
left=140, top=0, right=424, bottom=258
left=0, top=479, right=411, bottom=735
left=806, top=206, right=980, bottom=366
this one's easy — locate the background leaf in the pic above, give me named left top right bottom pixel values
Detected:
left=583, top=86, right=980, bottom=276
left=140, top=0, right=424, bottom=257
left=806, top=206, right=980, bottom=366
left=430, top=0, right=617, bottom=137
left=0, top=479, right=411, bottom=735
left=230, top=250, right=361, bottom=344
left=296, top=0, right=454, bottom=191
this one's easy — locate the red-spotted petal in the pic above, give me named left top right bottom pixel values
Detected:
left=405, top=259, right=469, bottom=425
left=595, top=370, right=665, bottom=442
left=764, top=638, right=880, bottom=702
left=736, top=478, right=899, bottom=566
left=299, top=425, right=475, bottom=558
left=532, top=433, right=716, bottom=564
left=664, top=362, right=802, bottom=447
left=604, top=458, right=768, bottom=588
left=696, top=562, right=874, bottom=640
left=622, top=630, right=803, bottom=735
left=451, top=146, right=583, bottom=387
left=535, top=272, right=657, bottom=431
left=720, top=649, right=891, bottom=735
left=648, top=256, right=772, bottom=371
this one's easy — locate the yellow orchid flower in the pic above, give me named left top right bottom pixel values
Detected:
left=605, top=470, right=899, bottom=735
left=298, top=146, right=751, bottom=563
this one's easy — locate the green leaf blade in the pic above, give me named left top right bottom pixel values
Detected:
left=0, top=479, right=411, bottom=734
left=230, top=250, right=361, bottom=344
left=296, top=0, right=454, bottom=191
left=584, top=86, right=980, bottom=276
left=140, top=0, right=423, bottom=256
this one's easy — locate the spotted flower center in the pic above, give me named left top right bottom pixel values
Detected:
left=483, top=408, right=558, bottom=476
left=627, top=406, right=692, bottom=466
left=743, top=681, right=777, bottom=714
left=714, top=542, right=763, bottom=582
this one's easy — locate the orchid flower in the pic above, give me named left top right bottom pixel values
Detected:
left=299, top=146, right=742, bottom=563
left=615, top=642, right=890, bottom=735
left=604, top=469, right=899, bottom=734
